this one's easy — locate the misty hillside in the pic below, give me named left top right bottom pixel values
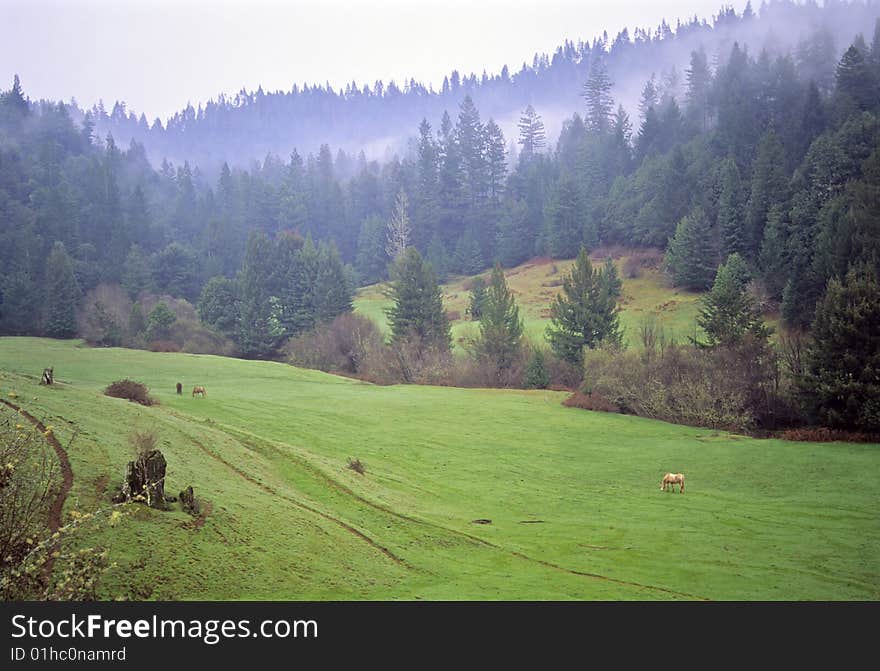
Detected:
left=75, top=0, right=880, bottom=171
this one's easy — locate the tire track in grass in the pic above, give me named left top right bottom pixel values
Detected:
left=1, top=398, right=73, bottom=576
left=212, top=423, right=710, bottom=600
left=175, top=428, right=407, bottom=567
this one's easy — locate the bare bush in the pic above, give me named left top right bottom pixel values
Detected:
left=285, top=313, right=385, bottom=375
left=583, top=337, right=792, bottom=432
left=78, top=284, right=132, bottom=347
left=104, top=379, right=157, bottom=406
left=128, top=428, right=159, bottom=457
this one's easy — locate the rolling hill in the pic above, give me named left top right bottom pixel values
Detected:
left=1, top=337, right=877, bottom=600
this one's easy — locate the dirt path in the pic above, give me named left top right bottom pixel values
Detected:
left=1, top=398, right=74, bottom=575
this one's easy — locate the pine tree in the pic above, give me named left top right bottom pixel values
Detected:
left=517, top=104, right=546, bottom=159
left=44, top=241, right=80, bottom=339
left=457, top=95, right=487, bottom=207
left=834, top=43, right=875, bottom=115
left=665, top=208, right=717, bottom=290
left=197, top=276, right=239, bottom=335
left=385, top=247, right=451, bottom=351
left=454, top=226, right=484, bottom=275
left=546, top=248, right=622, bottom=365
left=128, top=302, right=146, bottom=338
left=745, top=130, right=789, bottom=259
left=122, top=244, right=152, bottom=300
left=638, top=74, right=659, bottom=121
left=582, top=57, right=615, bottom=134
left=425, top=234, right=450, bottom=282
left=545, top=176, right=582, bottom=259
left=467, top=277, right=488, bottom=320
left=496, top=198, right=531, bottom=268
left=599, top=257, right=622, bottom=300
left=314, top=241, right=353, bottom=323
left=697, top=253, right=769, bottom=347
left=414, top=119, right=440, bottom=246
left=685, top=48, right=711, bottom=132
left=355, top=215, right=387, bottom=285
left=717, top=158, right=745, bottom=257
left=523, top=348, right=550, bottom=389
left=802, top=266, right=880, bottom=431
left=236, top=232, right=284, bottom=358
left=484, top=119, right=507, bottom=204
left=476, top=264, right=523, bottom=375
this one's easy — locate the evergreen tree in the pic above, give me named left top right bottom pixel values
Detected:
left=834, top=43, right=875, bottom=116
left=638, top=74, right=659, bottom=121
left=236, top=232, right=284, bottom=358
left=665, top=208, right=717, bottom=290
left=414, top=119, right=440, bottom=247
left=517, top=104, right=546, bottom=158
left=583, top=57, right=615, bottom=134
left=523, top=348, right=550, bottom=389
left=425, top=234, right=450, bottom=282
left=454, top=225, right=484, bottom=275
left=45, top=241, right=80, bottom=339
left=122, top=244, right=152, bottom=300
left=385, top=247, right=451, bottom=351
left=476, top=264, right=523, bottom=375
left=546, top=248, right=622, bottom=365
left=802, top=266, right=880, bottom=431
left=745, top=130, right=789, bottom=259
left=484, top=119, right=507, bottom=204
left=495, top=198, right=531, bottom=267
left=697, top=253, right=769, bottom=347
left=468, top=276, right=488, bottom=320
left=197, top=276, right=239, bottom=335
left=314, top=241, right=353, bottom=323
left=599, top=257, right=622, bottom=300
left=685, top=47, right=712, bottom=132
left=145, top=301, right=176, bottom=342
left=717, top=158, right=745, bottom=257
left=545, top=176, right=582, bottom=259
left=355, top=215, right=387, bottom=285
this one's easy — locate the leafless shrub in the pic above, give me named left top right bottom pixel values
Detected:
left=104, top=379, right=157, bottom=406
left=285, top=313, right=385, bottom=375
left=128, top=428, right=159, bottom=457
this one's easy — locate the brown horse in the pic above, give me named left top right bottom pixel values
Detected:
left=192, top=385, right=207, bottom=397
left=660, top=472, right=685, bottom=493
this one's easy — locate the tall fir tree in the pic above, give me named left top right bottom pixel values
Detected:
left=546, top=248, right=622, bottom=365
left=801, top=266, right=880, bottom=431
left=697, top=253, right=769, bottom=347
left=476, top=264, right=524, bottom=376
left=385, top=247, right=451, bottom=351
left=717, top=158, right=745, bottom=257
left=45, top=241, right=80, bottom=339
left=582, top=57, right=615, bottom=134
left=665, top=208, right=717, bottom=290
left=517, top=104, right=546, bottom=159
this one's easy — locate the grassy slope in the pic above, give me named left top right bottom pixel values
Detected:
left=1, top=337, right=878, bottom=600
left=354, top=256, right=704, bottom=349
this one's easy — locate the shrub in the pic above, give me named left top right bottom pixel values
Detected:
left=128, top=428, right=159, bottom=456
left=562, top=390, right=619, bottom=413
left=523, top=349, right=551, bottom=389
left=285, top=313, right=384, bottom=375
left=446, top=310, right=461, bottom=322
left=778, top=427, right=878, bottom=443
left=104, top=379, right=156, bottom=406
left=147, top=340, right=181, bottom=353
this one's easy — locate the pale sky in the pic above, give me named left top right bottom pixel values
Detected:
left=2, top=0, right=729, bottom=121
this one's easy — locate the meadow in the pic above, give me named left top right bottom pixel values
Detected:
left=354, top=255, right=704, bottom=349
left=1, top=337, right=877, bottom=600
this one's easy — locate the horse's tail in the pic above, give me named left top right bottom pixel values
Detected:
left=680, top=473, right=685, bottom=493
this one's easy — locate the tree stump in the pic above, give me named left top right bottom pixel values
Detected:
left=179, top=486, right=198, bottom=515
left=113, top=449, right=167, bottom=509
left=41, top=367, right=54, bottom=385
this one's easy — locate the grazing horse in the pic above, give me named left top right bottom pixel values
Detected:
left=192, top=385, right=207, bottom=398
left=660, top=472, right=685, bottom=493
left=176, top=382, right=182, bottom=395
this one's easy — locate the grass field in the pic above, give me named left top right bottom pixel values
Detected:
left=355, top=255, right=704, bottom=350
left=1, top=337, right=878, bottom=600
